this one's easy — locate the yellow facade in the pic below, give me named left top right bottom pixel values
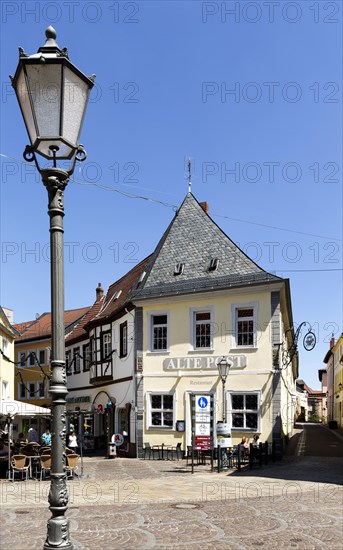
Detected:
left=0, top=307, right=17, bottom=401
left=14, top=339, right=51, bottom=409
left=333, top=334, right=343, bottom=427
left=137, top=284, right=296, bottom=451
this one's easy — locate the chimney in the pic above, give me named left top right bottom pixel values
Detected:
left=330, top=335, right=335, bottom=349
left=96, top=283, right=104, bottom=302
left=199, top=201, right=209, bottom=214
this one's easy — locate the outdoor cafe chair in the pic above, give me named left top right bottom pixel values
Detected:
left=21, top=445, right=40, bottom=456
left=10, top=454, right=30, bottom=482
left=143, top=443, right=160, bottom=460
left=40, top=454, right=52, bottom=481
left=143, top=443, right=151, bottom=459
left=40, top=446, right=51, bottom=455
left=166, top=442, right=182, bottom=460
left=186, top=445, right=200, bottom=466
left=65, top=453, right=79, bottom=479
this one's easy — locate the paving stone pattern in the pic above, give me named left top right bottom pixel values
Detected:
left=1, top=425, right=343, bottom=549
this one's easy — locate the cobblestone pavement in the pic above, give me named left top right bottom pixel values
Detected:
left=1, top=425, right=342, bottom=549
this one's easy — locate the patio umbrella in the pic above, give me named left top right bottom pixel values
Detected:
left=0, top=400, right=51, bottom=478
left=0, top=399, right=51, bottom=417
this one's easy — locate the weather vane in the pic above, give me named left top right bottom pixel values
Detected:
left=187, top=157, right=192, bottom=193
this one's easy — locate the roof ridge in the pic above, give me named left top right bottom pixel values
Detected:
left=135, top=192, right=281, bottom=300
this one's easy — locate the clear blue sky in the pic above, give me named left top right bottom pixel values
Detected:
left=1, top=1, right=342, bottom=390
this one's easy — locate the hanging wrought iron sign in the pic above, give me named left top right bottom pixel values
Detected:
left=280, top=322, right=316, bottom=368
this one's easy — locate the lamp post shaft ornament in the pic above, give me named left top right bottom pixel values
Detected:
left=11, top=27, right=95, bottom=550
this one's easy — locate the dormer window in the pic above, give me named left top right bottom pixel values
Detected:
left=174, top=262, right=184, bottom=276
left=113, top=290, right=122, bottom=301
left=137, top=271, right=146, bottom=287
left=208, top=258, right=219, bottom=272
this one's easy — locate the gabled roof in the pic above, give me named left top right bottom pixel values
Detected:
left=14, top=307, right=90, bottom=343
left=133, top=193, right=282, bottom=300
left=0, top=306, right=20, bottom=339
left=296, top=379, right=322, bottom=395
left=86, top=256, right=152, bottom=327
left=66, top=298, right=104, bottom=345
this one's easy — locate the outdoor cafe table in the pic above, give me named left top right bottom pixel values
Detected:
left=151, top=444, right=173, bottom=460
left=23, top=454, right=42, bottom=479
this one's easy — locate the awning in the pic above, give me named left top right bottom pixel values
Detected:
left=0, top=399, right=51, bottom=417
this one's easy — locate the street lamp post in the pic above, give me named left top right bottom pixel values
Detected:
left=216, top=356, right=232, bottom=471
left=216, top=356, right=232, bottom=423
left=11, top=27, right=95, bottom=550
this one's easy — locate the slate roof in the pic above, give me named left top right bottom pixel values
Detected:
left=14, top=307, right=90, bottom=343
left=133, top=193, right=282, bottom=300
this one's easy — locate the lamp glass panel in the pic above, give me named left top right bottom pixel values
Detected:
left=62, top=67, right=90, bottom=146
left=25, top=64, right=62, bottom=142
left=218, top=360, right=229, bottom=379
left=16, top=67, right=37, bottom=143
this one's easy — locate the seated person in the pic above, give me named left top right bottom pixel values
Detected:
left=41, top=429, right=51, bottom=446
left=17, top=432, right=28, bottom=444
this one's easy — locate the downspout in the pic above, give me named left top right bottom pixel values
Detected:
left=125, top=308, right=137, bottom=457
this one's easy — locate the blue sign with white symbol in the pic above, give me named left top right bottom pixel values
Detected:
left=198, top=396, right=208, bottom=409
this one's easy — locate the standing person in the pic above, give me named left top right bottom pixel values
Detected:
left=68, top=431, right=78, bottom=453
left=241, top=437, right=250, bottom=457
left=28, top=427, right=39, bottom=443
left=0, top=439, right=9, bottom=478
left=252, top=434, right=261, bottom=462
left=41, top=428, right=51, bottom=446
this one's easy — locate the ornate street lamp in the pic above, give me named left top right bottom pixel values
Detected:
left=11, top=27, right=95, bottom=550
left=216, top=356, right=232, bottom=423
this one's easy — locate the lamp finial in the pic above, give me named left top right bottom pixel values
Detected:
left=45, top=26, right=57, bottom=40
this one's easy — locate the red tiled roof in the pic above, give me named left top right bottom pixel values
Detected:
left=87, top=255, right=152, bottom=326
left=14, top=307, right=90, bottom=342
left=296, top=379, right=322, bottom=395
left=66, top=298, right=104, bottom=344
left=12, top=320, right=36, bottom=334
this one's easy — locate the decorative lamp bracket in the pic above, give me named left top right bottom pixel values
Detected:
left=280, top=322, right=316, bottom=369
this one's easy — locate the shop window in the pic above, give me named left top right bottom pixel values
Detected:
left=232, top=302, right=258, bottom=348
left=73, top=347, right=80, bottom=374
left=19, top=352, right=26, bottom=367
left=195, top=310, right=213, bottom=349
left=120, top=322, right=127, bottom=357
left=39, top=349, right=46, bottom=365
left=37, top=381, right=45, bottom=398
left=90, top=337, right=97, bottom=363
left=2, top=380, right=9, bottom=399
left=189, top=307, right=214, bottom=350
left=102, top=332, right=112, bottom=360
left=66, top=350, right=72, bottom=375
left=148, top=393, right=174, bottom=429
left=19, top=382, right=26, bottom=399
left=83, top=343, right=91, bottom=372
left=229, top=393, right=259, bottom=431
left=28, top=382, right=35, bottom=399
left=150, top=313, right=168, bottom=351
